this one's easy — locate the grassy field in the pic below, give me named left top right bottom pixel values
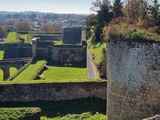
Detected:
left=6, top=32, right=20, bottom=43
left=53, top=41, right=63, bottom=45
left=0, top=50, right=4, bottom=60
left=6, top=32, right=31, bottom=43
left=0, top=98, right=106, bottom=120
left=41, top=63, right=88, bottom=82
left=20, top=34, right=31, bottom=43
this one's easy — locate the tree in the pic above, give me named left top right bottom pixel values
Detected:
left=13, top=14, right=20, bottom=19
left=85, top=14, right=98, bottom=26
left=30, top=14, right=37, bottom=21
left=6, top=14, right=12, bottom=19
left=113, top=0, right=123, bottom=18
left=90, top=0, right=113, bottom=42
left=0, top=24, right=7, bottom=40
left=123, top=0, right=148, bottom=19
left=16, top=21, right=31, bottom=31
left=40, top=23, right=62, bottom=32
left=149, top=0, right=160, bottom=25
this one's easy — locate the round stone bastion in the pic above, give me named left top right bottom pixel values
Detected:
left=107, top=39, right=160, bottom=120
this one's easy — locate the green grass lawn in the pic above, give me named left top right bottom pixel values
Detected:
left=6, top=32, right=20, bottom=43
left=53, top=41, right=63, bottom=45
left=12, top=60, right=47, bottom=82
left=6, top=32, right=31, bottom=43
left=41, top=63, right=88, bottom=82
left=1, top=60, right=104, bottom=84
left=89, top=40, right=106, bottom=67
left=0, top=67, right=17, bottom=81
left=0, top=50, right=4, bottom=60
left=20, top=34, right=31, bottom=43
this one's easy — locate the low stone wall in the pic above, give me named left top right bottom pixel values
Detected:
left=0, top=82, right=107, bottom=102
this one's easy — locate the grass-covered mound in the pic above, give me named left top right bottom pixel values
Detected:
left=0, top=107, right=41, bottom=120
left=12, top=59, right=47, bottom=82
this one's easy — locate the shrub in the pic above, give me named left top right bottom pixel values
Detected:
left=103, top=17, right=160, bottom=42
left=130, top=31, right=144, bottom=40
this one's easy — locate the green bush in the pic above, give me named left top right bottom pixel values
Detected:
left=0, top=108, right=40, bottom=120
left=130, top=31, right=144, bottom=41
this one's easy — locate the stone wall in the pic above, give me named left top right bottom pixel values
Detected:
left=63, top=27, right=82, bottom=44
left=107, top=39, right=160, bottom=120
left=0, top=82, right=106, bottom=102
left=4, top=46, right=32, bottom=59
left=51, top=45, right=86, bottom=63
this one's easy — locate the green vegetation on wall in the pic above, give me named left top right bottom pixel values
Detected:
left=88, top=39, right=106, bottom=67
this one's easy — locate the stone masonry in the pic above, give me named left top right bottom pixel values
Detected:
left=107, top=39, right=160, bottom=120
left=0, top=82, right=106, bottom=102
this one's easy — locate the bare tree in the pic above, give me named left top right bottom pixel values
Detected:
left=0, top=24, right=7, bottom=40
left=40, top=23, right=62, bottom=33
left=16, top=21, right=31, bottom=31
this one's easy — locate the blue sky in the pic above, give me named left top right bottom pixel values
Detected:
left=0, top=0, right=94, bottom=14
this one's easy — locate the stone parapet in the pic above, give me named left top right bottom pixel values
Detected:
left=0, top=82, right=107, bottom=102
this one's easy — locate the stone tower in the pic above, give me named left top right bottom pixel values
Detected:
left=107, top=39, right=160, bottom=120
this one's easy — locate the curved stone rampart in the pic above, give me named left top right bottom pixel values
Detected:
left=107, top=39, right=160, bottom=120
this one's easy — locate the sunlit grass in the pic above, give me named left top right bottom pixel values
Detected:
left=53, top=40, right=63, bottom=45
left=20, top=34, right=31, bottom=43
left=0, top=50, right=4, bottom=60
left=0, top=108, right=40, bottom=120
left=12, top=60, right=47, bottom=82
left=89, top=40, right=106, bottom=67
left=6, top=32, right=31, bottom=43
left=41, top=112, right=106, bottom=120
left=42, top=63, right=88, bottom=81
left=6, top=32, right=20, bottom=43
left=0, top=67, right=18, bottom=81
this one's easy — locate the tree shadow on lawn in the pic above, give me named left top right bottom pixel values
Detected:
left=0, top=98, right=106, bottom=118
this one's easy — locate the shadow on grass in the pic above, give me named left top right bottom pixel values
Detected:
left=0, top=98, right=106, bottom=118
left=47, top=62, right=86, bottom=68
left=30, top=58, right=86, bottom=68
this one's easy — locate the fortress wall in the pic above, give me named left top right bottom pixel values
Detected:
left=51, top=47, right=86, bottom=63
left=0, top=43, right=5, bottom=50
left=0, top=82, right=106, bottom=102
left=4, top=47, right=32, bottom=58
left=107, top=39, right=160, bottom=120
